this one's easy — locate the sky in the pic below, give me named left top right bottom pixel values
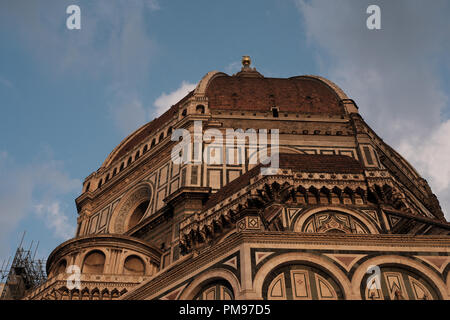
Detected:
left=1, top=0, right=450, bottom=267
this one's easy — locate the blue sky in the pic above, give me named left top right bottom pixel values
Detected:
left=1, top=0, right=450, bottom=265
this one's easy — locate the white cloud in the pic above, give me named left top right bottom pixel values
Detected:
left=110, top=80, right=197, bottom=136
left=398, top=120, right=450, bottom=218
left=35, top=202, right=75, bottom=240
left=153, top=81, right=197, bottom=116
left=296, top=0, right=450, bottom=220
left=0, top=149, right=80, bottom=257
left=398, top=120, right=450, bottom=192
left=0, top=1, right=160, bottom=78
left=0, top=1, right=160, bottom=135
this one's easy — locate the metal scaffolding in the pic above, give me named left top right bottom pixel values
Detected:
left=0, top=232, right=47, bottom=300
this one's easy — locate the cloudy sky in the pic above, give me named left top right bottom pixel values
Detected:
left=1, top=0, right=449, bottom=265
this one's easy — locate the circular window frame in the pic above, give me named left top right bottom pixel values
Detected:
left=109, top=182, right=153, bottom=234
left=126, top=199, right=151, bottom=231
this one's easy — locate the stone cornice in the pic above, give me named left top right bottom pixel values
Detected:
left=164, top=186, right=211, bottom=207
left=381, top=206, right=450, bottom=230
left=180, top=171, right=369, bottom=237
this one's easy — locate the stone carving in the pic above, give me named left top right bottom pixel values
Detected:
left=111, top=185, right=153, bottom=234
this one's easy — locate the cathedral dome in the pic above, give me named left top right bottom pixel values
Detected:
left=205, top=74, right=346, bottom=115
left=101, top=69, right=352, bottom=170
left=37, top=59, right=450, bottom=302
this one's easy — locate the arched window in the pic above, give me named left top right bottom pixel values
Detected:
left=263, top=264, right=344, bottom=300
left=128, top=200, right=150, bottom=230
left=181, top=109, right=187, bottom=117
left=97, top=179, right=102, bottom=189
left=112, top=168, right=117, bottom=177
left=120, top=162, right=124, bottom=171
left=167, top=127, right=173, bottom=136
left=151, top=139, right=156, bottom=148
left=85, top=182, right=90, bottom=193
left=82, top=250, right=106, bottom=274
left=159, top=132, right=164, bottom=142
left=194, top=280, right=234, bottom=300
left=127, top=157, right=132, bottom=166
left=55, top=259, right=67, bottom=276
left=143, top=145, right=148, bottom=154
left=135, top=150, right=140, bottom=160
left=105, top=174, right=109, bottom=183
left=123, top=255, right=145, bottom=276
left=362, top=265, right=440, bottom=300
left=196, top=105, right=205, bottom=114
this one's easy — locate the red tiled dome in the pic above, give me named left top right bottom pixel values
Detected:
left=102, top=71, right=348, bottom=169
left=205, top=75, right=345, bottom=115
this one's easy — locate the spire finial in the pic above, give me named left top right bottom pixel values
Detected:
left=242, top=55, right=251, bottom=68
left=234, top=56, right=263, bottom=78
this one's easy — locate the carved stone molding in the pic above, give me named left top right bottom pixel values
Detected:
left=109, top=183, right=153, bottom=234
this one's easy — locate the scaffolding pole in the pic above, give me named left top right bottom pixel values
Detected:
left=0, top=232, right=47, bottom=300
